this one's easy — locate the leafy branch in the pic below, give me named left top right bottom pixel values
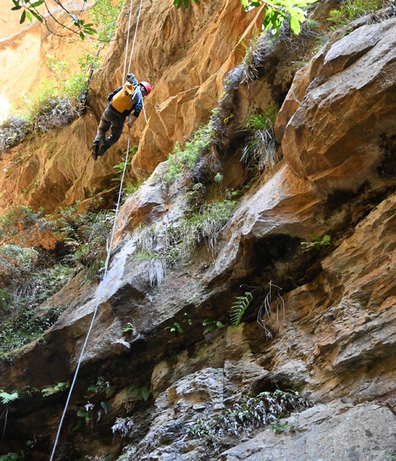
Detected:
left=11, top=0, right=97, bottom=40
left=174, top=0, right=316, bottom=35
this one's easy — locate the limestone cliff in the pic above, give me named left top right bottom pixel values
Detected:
left=1, top=0, right=396, bottom=460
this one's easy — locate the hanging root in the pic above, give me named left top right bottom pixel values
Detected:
left=257, top=281, right=285, bottom=338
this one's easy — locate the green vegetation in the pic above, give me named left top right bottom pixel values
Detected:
left=168, top=314, right=193, bottom=336
left=11, top=0, right=122, bottom=41
left=174, top=0, right=316, bottom=35
left=89, top=0, right=125, bottom=44
left=230, top=292, right=253, bottom=327
left=123, top=322, right=135, bottom=334
left=0, top=453, right=25, bottom=461
left=112, top=155, right=142, bottom=199
left=135, top=199, right=236, bottom=276
left=2, top=0, right=124, bottom=151
left=202, top=318, right=225, bottom=334
left=56, top=204, right=114, bottom=277
left=300, top=233, right=331, bottom=251
left=241, top=106, right=278, bottom=172
left=42, top=381, right=69, bottom=397
left=188, top=390, right=310, bottom=449
left=328, top=0, right=390, bottom=26
left=0, top=206, right=52, bottom=245
left=0, top=390, right=19, bottom=405
left=125, top=381, right=151, bottom=401
left=87, top=376, right=112, bottom=395
left=270, top=418, right=297, bottom=433
left=112, top=416, right=135, bottom=438
left=0, top=304, right=64, bottom=354
left=166, top=122, right=215, bottom=185
left=0, top=204, right=114, bottom=355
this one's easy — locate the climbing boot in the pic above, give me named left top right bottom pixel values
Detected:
left=92, top=140, right=105, bottom=160
left=98, top=142, right=108, bottom=157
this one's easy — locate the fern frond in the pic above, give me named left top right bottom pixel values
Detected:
left=0, top=390, right=19, bottom=405
left=230, top=292, right=253, bottom=328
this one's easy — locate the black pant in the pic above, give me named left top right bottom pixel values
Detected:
left=94, top=106, right=125, bottom=148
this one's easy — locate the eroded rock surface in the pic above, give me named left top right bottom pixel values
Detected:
left=2, top=3, right=396, bottom=461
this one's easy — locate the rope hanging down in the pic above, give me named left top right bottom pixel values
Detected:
left=49, top=0, right=144, bottom=459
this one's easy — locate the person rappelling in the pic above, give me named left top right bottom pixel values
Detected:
left=92, top=73, right=152, bottom=160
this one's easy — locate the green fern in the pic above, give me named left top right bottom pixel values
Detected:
left=42, top=382, right=69, bottom=397
left=202, top=319, right=225, bottom=334
left=230, top=292, right=253, bottom=328
left=0, top=390, right=19, bottom=405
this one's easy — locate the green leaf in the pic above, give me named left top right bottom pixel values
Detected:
left=0, top=390, right=19, bottom=405
left=289, top=15, right=300, bottom=34
left=30, top=0, right=44, bottom=7
left=19, top=10, right=26, bottom=23
left=230, top=292, right=253, bottom=327
left=29, top=9, right=43, bottom=22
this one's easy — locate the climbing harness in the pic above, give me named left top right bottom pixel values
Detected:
left=49, top=0, right=144, bottom=459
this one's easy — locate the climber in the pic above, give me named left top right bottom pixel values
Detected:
left=92, top=73, right=152, bottom=160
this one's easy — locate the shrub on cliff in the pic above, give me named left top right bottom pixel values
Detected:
left=0, top=117, right=32, bottom=152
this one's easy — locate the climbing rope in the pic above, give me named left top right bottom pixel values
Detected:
left=49, top=0, right=144, bottom=459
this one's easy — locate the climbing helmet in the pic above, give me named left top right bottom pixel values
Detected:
left=140, top=81, right=152, bottom=95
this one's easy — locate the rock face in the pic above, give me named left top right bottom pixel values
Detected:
left=222, top=401, right=396, bottom=461
left=0, top=0, right=94, bottom=111
left=1, top=2, right=396, bottom=461
left=277, top=17, right=396, bottom=192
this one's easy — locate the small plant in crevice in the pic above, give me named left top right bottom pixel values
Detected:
left=187, top=390, right=311, bottom=451
left=112, top=416, right=135, bottom=438
left=112, top=159, right=132, bottom=182
left=300, top=233, right=331, bottom=252
left=241, top=105, right=278, bottom=173
left=270, top=417, right=297, bottom=433
left=165, top=121, right=215, bottom=186
left=240, top=29, right=279, bottom=83
left=56, top=204, right=115, bottom=278
left=0, top=390, right=19, bottom=406
left=87, top=376, right=111, bottom=396
left=0, top=117, right=32, bottom=152
left=123, top=322, right=135, bottom=334
left=0, top=452, right=25, bottom=461
left=76, top=400, right=111, bottom=429
left=0, top=304, right=65, bottom=355
left=168, top=313, right=192, bottom=336
left=328, top=0, right=391, bottom=27
left=202, top=319, right=225, bottom=334
left=169, top=321, right=184, bottom=335
left=230, top=291, right=253, bottom=328
left=41, top=381, right=69, bottom=397
left=125, top=382, right=151, bottom=402
left=257, top=281, right=285, bottom=339
left=133, top=199, right=236, bottom=285
left=272, top=417, right=297, bottom=433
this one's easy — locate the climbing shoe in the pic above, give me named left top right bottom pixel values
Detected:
left=98, top=142, right=108, bottom=157
left=92, top=140, right=105, bottom=160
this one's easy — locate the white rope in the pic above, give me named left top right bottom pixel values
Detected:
left=49, top=0, right=142, bottom=458
left=127, top=0, right=144, bottom=76
left=122, top=0, right=134, bottom=83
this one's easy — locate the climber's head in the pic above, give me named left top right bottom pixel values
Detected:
left=139, top=81, right=152, bottom=96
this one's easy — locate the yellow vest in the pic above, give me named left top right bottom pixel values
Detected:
left=110, top=83, right=136, bottom=113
